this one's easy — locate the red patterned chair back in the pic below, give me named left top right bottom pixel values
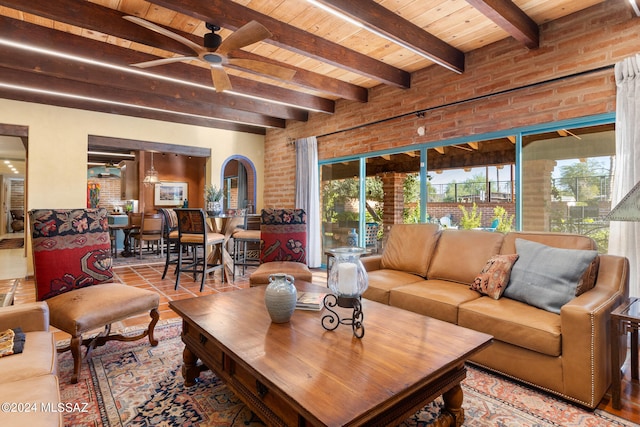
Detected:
left=259, top=208, right=307, bottom=264
left=29, top=208, right=113, bottom=301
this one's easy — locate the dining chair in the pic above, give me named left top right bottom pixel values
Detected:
left=133, top=213, right=164, bottom=258
left=174, top=208, right=225, bottom=291
left=127, top=212, right=143, bottom=252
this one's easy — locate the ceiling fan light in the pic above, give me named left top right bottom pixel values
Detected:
left=204, top=32, right=222, bottom=49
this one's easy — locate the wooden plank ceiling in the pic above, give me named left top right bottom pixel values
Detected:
left=0, top=0, right=606, bottom=135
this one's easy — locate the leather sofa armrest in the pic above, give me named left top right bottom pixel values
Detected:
left=0, top=302, right=50, bottom=332
left=559, top=255, right=629, bottom=407
left=361, top=255, right=382, bottom=272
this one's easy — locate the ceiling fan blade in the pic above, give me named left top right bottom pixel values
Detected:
left=123, top=16, right=205, bottom=55
left=210, top=67, right=232, bottom=93
left=131, top=56, right=199, bottom=68
left=217, top=21, right=272, bottom=55
left=227, top=58, right=296, bottom=81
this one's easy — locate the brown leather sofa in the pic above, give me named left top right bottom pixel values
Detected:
left=361, top=224, right=629, bottom=409
left=0, top=302, right=62, bottom=426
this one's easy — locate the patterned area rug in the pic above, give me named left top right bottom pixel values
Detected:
left=58, top=322, right=637, bottom=427
left=0, top=237, right=23, bottom=249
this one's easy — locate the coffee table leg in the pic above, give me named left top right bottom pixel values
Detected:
left=182, top=346, right=200, bottom=387
left=432, top=384, right=464, bottom=427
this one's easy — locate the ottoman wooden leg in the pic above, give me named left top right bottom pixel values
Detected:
left=70, top=335, right=82, bottom=384
left=147, top=308, right=160, bottom=346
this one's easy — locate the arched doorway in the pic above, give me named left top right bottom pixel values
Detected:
left=221, top=156, right=257, bottom=214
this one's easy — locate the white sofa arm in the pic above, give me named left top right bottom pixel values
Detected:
left=0, top=302, right=50, bottom=332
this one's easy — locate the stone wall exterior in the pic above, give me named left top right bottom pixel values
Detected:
left=263, top=1, right=638, bottom=209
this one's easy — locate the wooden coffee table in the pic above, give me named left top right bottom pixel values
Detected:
left=170, top=282, right=492, bottom=426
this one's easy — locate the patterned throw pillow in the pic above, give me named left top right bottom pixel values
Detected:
left=471, top=254, right=519, bottom=299
left=260, top=208, right=307, bottom=263
left=30, top=208, right=113, bottom=301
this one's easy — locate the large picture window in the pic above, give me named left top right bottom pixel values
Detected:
left=319, top=116, right=615, bottom=261
left=521, top=123, right=615, bottom=252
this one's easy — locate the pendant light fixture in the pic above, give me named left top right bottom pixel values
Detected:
left=143, top=151, right=160, bottom=186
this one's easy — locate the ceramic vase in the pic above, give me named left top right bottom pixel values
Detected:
left=264, top=273, right=297, bottom=323
left=347, top=228, right=358, bottom=246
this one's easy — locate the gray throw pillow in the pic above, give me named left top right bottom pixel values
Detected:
left=503, top=238, right=598, bottom=314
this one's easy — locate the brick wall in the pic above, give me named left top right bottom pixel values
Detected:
left=89, top=178, right=122, bottom=212
left=263, top=0, right=637, bottom=208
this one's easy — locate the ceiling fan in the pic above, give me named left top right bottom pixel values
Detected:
left=123, top=16, right=296, bottom=92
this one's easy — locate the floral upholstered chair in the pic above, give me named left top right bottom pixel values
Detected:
left=248, top=208, right=313, bottom=286
left=29, top=208, right=160, bottom=383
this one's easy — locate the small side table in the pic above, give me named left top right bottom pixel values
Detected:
left=610, top=297, right=639, bottom=410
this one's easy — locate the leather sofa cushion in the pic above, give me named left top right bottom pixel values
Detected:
left=363, top=270, right=424, bottom=304
left=427, top=229, right=504, bottom=284
left=501, top=231, right=596, bottom=253
left=0, top=331, right=57, bottom=383
left=0, top=374, right=62, bottom=427
left=459, top=296, right=561, bottom=356
left=389, top=279, right=481, bottom=324
left=46, top=283, right=159, bottom=336
left=380, top=224, right=440, bottom=277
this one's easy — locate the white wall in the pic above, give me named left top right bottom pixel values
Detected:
left=0, top=97, right=265, bottom=273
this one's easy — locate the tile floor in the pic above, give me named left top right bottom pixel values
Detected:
left=3, top=257, right=327, bottom=342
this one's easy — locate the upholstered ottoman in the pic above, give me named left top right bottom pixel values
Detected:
left=46, top=283, right=159, bottom=338
left=45, top=283, right=159, bottom=382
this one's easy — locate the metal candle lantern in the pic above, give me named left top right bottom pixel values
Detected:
left=323, top=247, right=369, bottom=338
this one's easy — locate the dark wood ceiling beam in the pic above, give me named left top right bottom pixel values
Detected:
left=147, top=0, right=411, bottom=88
left=0, top=0, right=366, bottom=103
left=466, top=0, right=539, bottom=48
left=0, top=43, right=307, bottom=122
left=0, top=14, right=334, bottom=115
left=0, top=86, right=264, bottom=134
left=226, top=50, right=367, bottom=102
left=0, top=0, right=195, bottom=56
left=313, top=0, right=464, bottom=73
left=0, top=124, right=28, bottom=138
left=89, top=135, right=211, bottom=158
left=0, top=66, right=284, bottom=129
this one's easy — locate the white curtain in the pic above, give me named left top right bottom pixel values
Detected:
left=609, top=54, right=640, bottom=297
left=295, top=136, right=322, bottom=268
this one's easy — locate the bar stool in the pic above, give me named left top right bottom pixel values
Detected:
left=232, top=214, right=261, bottom=278
left=159, top=208, right=180, bottom=279
left=175, top=208, right=225, bottom=291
